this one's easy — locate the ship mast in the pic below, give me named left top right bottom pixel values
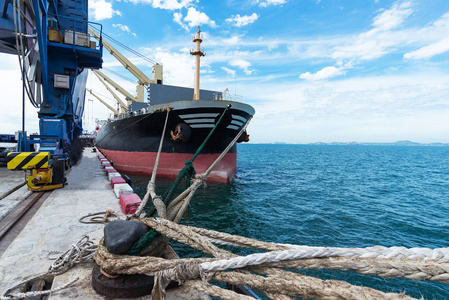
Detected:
left=190, top=26, right=205, bottom=100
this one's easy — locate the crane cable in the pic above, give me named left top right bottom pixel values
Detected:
left=13, top=0, right=40, bottom=108
left=102, top=67, right=137, bottom=84
left=90, top=27, right=159, bottom=65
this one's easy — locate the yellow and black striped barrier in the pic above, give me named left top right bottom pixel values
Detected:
left=6, top=152, right=50, bottom=170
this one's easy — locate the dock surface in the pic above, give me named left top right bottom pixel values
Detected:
left=0, top=148, right=206, bottom=299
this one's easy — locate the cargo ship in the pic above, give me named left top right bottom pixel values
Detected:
left=95, top=28, right=255, bottom=183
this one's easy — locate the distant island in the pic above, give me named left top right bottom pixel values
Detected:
left=308, top=140, right=449, bottom=146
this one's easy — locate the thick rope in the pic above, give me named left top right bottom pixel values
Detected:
left=211, top=271, right=413, bottom=300
left=267, top=257, right=449, bottom=283
left=159, top=105, right=231, bottom=208
left=127, top=114, right=252, bottom=257
left=132, top=108, right=170, bottom=219
left=97, top=217, right=449, bottom=286
left=125, top=109, right=170, bottom=255
left=91, top=115, right=424, bottom=299
left=145, top=218, right=449, bottom=284
left=0, top=278, right=78, bottom=300
left=94, top=217, right=425, bottom=299
left=79, top=210, right=119, bottom=224
left=95, top=244, right=416, bottom=299
left=2, top=236, right=97, bottom=300
left=199, top=247, right=449, bottom=273
left=198, top=115, right=253, bottom=181
left=184, top=280, right=256, bottom=300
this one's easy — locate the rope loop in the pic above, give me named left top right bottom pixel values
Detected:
left=79, top=210, right=119, bottom=224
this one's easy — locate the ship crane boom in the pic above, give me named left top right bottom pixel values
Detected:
left=89, top=28, right=152, bottom=86
left=87, top=89, right=119, bottom=116
left=93, top=69, right=138, bottom=103
left=89, top=27, right=163, bottom=103
left=93, top=70, right=129, bottom=112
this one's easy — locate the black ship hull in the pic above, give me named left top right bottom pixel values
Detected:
left=95, top=100, right=255, bottom=183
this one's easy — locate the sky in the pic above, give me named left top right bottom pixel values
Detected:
left=1, top=0, right=449, bottom=143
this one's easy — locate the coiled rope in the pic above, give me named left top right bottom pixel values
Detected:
left=1, top=236, right=97, bottom=300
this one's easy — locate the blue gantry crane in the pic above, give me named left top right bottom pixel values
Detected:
left=0, top=0, right=102, bottom=190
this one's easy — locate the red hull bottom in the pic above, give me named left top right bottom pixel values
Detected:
left=98, top=149, right=237, bottom=184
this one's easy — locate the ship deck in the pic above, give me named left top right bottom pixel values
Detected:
left=0, top=148, right=207, bottom=299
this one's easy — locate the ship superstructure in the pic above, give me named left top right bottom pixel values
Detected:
left=94, top=27, right=254, bottom=183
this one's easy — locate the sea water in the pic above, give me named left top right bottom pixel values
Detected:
left=131, top=144, right=449, bottom=299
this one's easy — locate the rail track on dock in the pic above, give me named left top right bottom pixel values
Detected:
left=0, top=191, right=49, bottom=244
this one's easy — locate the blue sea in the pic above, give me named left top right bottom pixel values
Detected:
left=132, top=144, right=449, bottom=299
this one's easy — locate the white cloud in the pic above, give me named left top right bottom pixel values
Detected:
left=229, top=59, right=253, bottom=75
left=401, top=13, right=449, bottom=60
left=173, top=12, right=189, bottom=31
left=184, top=7, right=216, bottom=28
left=112, top=24, right=136, bottom=36
left=150, top=48, right=196, bottom=87
left=430, top=12, right=449, bottom=32
left=89, top=0, right=121, bottom=21
left=241, top=72, right=449, bottom=143
left=125, top=0, right=194, bottom=10
left=226, top=13, right=258, bottom=27
left=173, top=7, right=216, bottom=30
left=404, top=39, right=449, bottom=60
left=224, top=36, right=240, bottom=45
left=253, top=0, right=286, bottom=8
left=299, top=66, right=346, bottom=81
left=330, top=1, right=414, bottom=61
left=151, top=0, right=193, bottom=10
left=221, top=67, right=236, bottom=77
left=371, top=1, right=413, bottom=32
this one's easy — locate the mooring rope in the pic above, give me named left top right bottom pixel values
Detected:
left=90, top=112, right=442, bottom=299
left=158, top=104, right=233, bottom=211
left=126, top=112, right=252, bottom=257
left=93, top=216, right=448, bottom=299
left=79, top=210, right=119, bottom=224
left=0, top=278, right=78, bottom=300
left=131, top=108, right=170, bottom=219
left=1, top=236, right=97, bottom=300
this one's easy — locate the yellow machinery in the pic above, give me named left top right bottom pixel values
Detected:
left=7, top=152, right=65, bottom=191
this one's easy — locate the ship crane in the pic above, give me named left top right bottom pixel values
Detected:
left=93, top=70, right=137, bottom=105
left=87, top=89, right=119, bottom=117
left=92, top=71, right=129, bottom=113
left=89, top=28, right=163, bottom=103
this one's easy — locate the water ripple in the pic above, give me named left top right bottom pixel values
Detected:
left=131, top=144, right=449, bottom=299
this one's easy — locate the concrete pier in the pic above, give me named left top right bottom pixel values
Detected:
left=0, top=148, right=207, bottom=299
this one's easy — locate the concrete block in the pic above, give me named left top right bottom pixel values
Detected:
left=119, top=193, right=142, bottom=214
left=114, top=183, right=133, bottom=199
left=111, top=177, right=126, bottom=188
left=106, top=168, right=117, bottom=174
left=108, top=172, right=122, bottom=181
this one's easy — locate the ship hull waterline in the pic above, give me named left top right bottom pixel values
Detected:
left=95, top=99, right=255, bottom=183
